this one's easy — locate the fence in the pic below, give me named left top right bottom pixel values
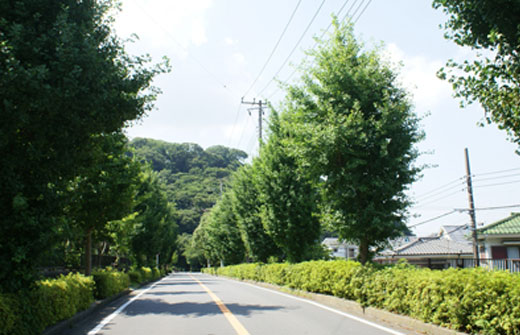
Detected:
left=446, top=258, right=520, bottom=273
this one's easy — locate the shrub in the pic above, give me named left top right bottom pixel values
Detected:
left=92, top=268, right=130, bottom=299
left=139, top=266, right=153, bottom=282
left=0, top=273, right=95, bottom=335
left=207, top=260, right=520, bottom=335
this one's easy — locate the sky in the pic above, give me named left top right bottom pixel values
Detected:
left=114, top=0, right=520, bottom=236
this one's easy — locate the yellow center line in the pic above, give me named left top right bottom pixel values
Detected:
left=189, top=274, right=250, bottom=335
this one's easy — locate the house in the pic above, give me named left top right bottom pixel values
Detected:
left=477, top=213, right=520, bottom=272
left=376, top=225, right=474, bottom=269
left=322, top=237, right=358, bottom=259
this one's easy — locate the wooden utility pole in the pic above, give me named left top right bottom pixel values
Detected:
left=465, top=148, right=480, bottom=267
left=241, top=97, right=264, bottom=147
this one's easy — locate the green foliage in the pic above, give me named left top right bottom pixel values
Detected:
left=92, top=268, right=130, bottom=299
left=433, top=0, right=520, bottom=147
left=130, top=138, right=247, bottom=235
left=66, top=132, right=142, bottom=275
left=130, top=169, right=178, bottom=268
left=255, top=112, right=321, bottom=263
left=231, top=165, right=282, bottom=262
left=207, top=261, right=520, bottom=335
left=0, top=0, right=167, bottom=291
left=193, top=192, right=246, bottom=266
left=275, top=20, right=422, bottom=263
left=0, top=273, right=95, bottom=335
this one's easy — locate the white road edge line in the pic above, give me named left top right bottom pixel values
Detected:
left=87, top=277, right=165, bottom=335
left=215, top=275, right=405, bottom=335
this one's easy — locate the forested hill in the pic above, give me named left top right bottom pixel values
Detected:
left=130, top=138, right=247, bottom=234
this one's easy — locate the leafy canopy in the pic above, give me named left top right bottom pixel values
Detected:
left=434, top=0, right=520, bottom=147
left=278, top=21, right=422, bottom=263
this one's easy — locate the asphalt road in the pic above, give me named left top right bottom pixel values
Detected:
left=64, top=272, right=411, bottom=335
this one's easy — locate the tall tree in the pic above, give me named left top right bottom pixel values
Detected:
left=231, top=164, right=282, bottom=262
left=66, top=133, right=141, bottom=275
left=255, top=112, right=321, bottom=263
left=279, top=21, right=422, bottom=263
left=0, top=0, right=166, bottom=289
left=130, top=170, right=178, bottom=268
left=433, top=0, right=520, bottom=146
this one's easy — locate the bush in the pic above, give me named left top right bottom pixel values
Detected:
left=0, top=273, right=95, bottom=335
left=128, top=269, right=142, bottom=285
left=206, top=260, right=520, bottom=335
left=92, top=268, right=130, bottom=299
left=139, top=266, right=153, bottom=282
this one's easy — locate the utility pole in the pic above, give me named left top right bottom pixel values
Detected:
left=465, top=148, right=480, bottom=267
left=241, top=97, right=265, bottom=147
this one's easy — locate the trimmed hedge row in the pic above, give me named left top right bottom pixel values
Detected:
left=0, top=267, right=165, bottom=335
left=203, top=260, right=520, bottom=335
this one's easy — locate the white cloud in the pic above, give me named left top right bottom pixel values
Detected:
left=225, top=37, right=238, bottom=45
left=384, top=43, right=452, bottom=111
left=232, top=52, right=246, bottom=65
left=115, top=0, right=213, bottom=58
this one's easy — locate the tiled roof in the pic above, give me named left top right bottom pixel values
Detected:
left=440, top=224, right=471, bottom=243
left=390, top=237, right=472, bottom=256
left=478, top=213, right=520, bottom=235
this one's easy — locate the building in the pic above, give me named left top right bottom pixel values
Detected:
left=376, top=225, right=473, bottom=269
left=477, top=213, right=520, bottom=272
left=322, top=237, right=358, bottom=259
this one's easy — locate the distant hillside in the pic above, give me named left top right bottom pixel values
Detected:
left=130, top=138, right=247, bottom=234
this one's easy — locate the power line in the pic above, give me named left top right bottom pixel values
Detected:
left=341, top=0, right=361, bottom=22
left=472, top=172, right=520, bottom=183
left=242, top=0, right=303, bottom=98
left=348, top=0, right=367, bottom=22
left=473, top=179, right=520, bottom=189
left=455, top=204, right=520, bottom=212
left=412, top=188, right=466, bottom=209
left=264, top=0, right=372, bottom=101
left=413, top=176, right=465, bottom=200
left=414, top=179, right=466, bottom=202
left=227, top=103, right=243, bottom=147
left=257, top=0, right=327, bottom=97
left=408, top=210, right=457, bottom=228
left=473, top=167, right=520, bottom=177
left=353, top=0, right=372, bottom=23
left=132, top=0, right=237, bottom=98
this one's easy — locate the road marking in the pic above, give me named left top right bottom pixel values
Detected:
left=220, top=275, right=405, bottom=335
left=87, top=278, right=163, bottom=335
left=190, top=274, right=250, bottom=335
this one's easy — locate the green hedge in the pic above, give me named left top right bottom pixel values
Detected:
left=92, top=268, right=130, bottom=299
left=204, top=260, right=520, bottom=335
left=0, top=267, right=165, bottom=335
left=0, top=273, right=95, bottom=335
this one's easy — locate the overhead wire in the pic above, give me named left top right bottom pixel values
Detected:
left=257, top=0, right=327, bottom=97
left=412, top=176, right=465, bottom=198
left=472, top=167, right=520, bottom=177
left=412, top=188, right=466, bottom=209
left=408, top=210, right=458, bottom=228
left=132, top=0, right=238, bottom=98
left=473, top=179, right=520, bottom=189
left=353, top=0, right=372, bottom=23
left=472, top=172, right=520, bottom=183
left=242, top=0, right=303, bottom=99
left=264, top=0, right=354, bottom=100
left=455, top=204, right=520, bottom=212
left=264, top=0, right=372, bottom=101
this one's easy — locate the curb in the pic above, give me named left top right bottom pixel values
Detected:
left=42, top=289, right=132, bottom=335
left=214, top=275, right=467, bottom=335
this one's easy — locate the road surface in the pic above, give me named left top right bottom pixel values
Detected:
left=64, top=272, right=412, bottom=335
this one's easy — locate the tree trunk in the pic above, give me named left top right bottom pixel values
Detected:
left=358, top=239, right=369, bottom=265
left=85, top=227, right=93, bottom=276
